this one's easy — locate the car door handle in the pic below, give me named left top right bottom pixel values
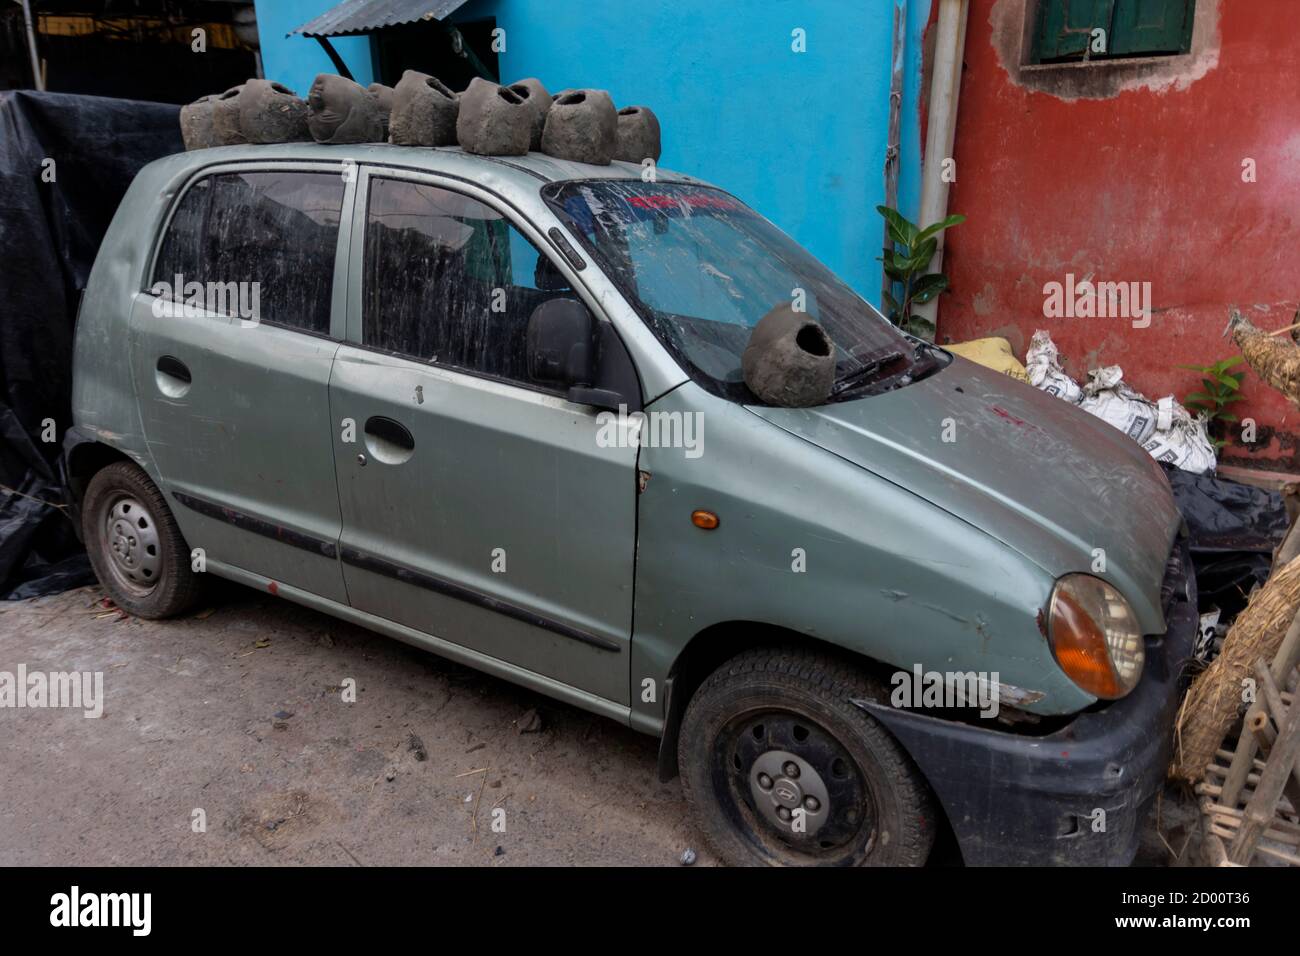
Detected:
left=154, top=355, right=192, bottom=397
left=156, top=355, right=191, bottom=384
left=365, top=416, right=414, bottom=449
left=363, top=416, right=415, bottom=464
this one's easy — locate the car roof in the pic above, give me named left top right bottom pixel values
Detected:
left=158, top=142, right=708, bottom=192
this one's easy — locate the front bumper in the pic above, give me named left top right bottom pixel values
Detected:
left=860, top=545, right=1199, bottom=866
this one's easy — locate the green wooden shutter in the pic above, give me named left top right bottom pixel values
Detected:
left=1109, top=0, right=1196, bottom=56
left=1034, top=0, right=1116, bottom=62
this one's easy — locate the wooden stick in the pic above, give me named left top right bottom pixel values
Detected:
left=1250, top=711, right=1276, bottom=745
left=1203, top=831, right=1242, bottom=867
left=1207, top=753, right=1268, bottom=775
left=1256, top=843, right=1300, bottom=865
left=1230, top=672, right=1300, bottom=863
left=1274, top=517, right=1300, bottom=575
left=1211, top=823, right=1300, bottom=848
left=1252, top=660, right=1300, bottom=805
left=1200, top=780, right=1297, bottom=817
left=1256, top=660, right=1290, bottom=727
left=1210, top=748, right=1267, bottom=773
left=1210, top=814, right=1300, bottom=864
left=1220, top=616, right=1300, bottom=806
left=1208, top=801, right=1300, bottom=830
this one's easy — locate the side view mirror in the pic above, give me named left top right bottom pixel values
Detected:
left=527, top=298, right=642, bottom=412
left=527, top=298, right=594, bottom=385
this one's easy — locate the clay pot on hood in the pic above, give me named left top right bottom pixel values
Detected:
left=506, top=77, right=551, bottom=151
left=455, top=78, right=531, bottom=156
left=307, top=73, right=384, bottom=144
left=238, top=79, right=311, bottom=144
left=179, top=94, right=218, bottom=150
left=541, top=89, right=617, bottom=165
left=614, top=106, right=662, bottom=164
left=211, top=85, right=247, bottom=145
left=388, top=70, right=459, bottom=146
left=367, top=82, right=395, bottom=137
left=741, top=304, right=835, bottom=407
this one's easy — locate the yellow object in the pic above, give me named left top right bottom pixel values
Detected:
left=691, top=510, right=719, bottom=530
left=946, top=337, right=1030, bottom=383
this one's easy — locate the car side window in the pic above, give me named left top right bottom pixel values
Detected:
left=362, top=176, right=572, bottom=386
left=152, top=170, right=345, bottom=335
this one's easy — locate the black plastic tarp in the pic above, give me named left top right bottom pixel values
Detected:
left=0, top=90, right=181, bottom=598
left=1165, top=465, right=1290, bottom=618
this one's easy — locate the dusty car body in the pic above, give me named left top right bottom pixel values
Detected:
left=66, top=142, right=1197, bottom=866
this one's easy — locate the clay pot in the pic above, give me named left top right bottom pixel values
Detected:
left=741, top=305, right=835, bottom=407
left=238, top=79, right=310, bottom=144
left=367, top=82, right=395, bottom=137
left=614, top=105, right=661, bottom=164
left=541, top=89, right=617, bottom=165
left=455, top=77, right=531, bottom=156
left=389, top=70, right=459, bottom=146
left=179, top=95, right=218, bottom=150
left=211, top=85, right=247, bottom=145
left=307, top=73, right=384, bottom=144
left=506, top=77, right=550, bottom=150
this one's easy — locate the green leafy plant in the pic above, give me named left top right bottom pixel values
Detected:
left=877, top=205, right=965, bottom=337
left=1180, top=356, right=1246, bottom=449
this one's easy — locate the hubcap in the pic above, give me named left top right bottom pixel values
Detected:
left=102, top=496, right=162, bottom=593
left=750, top=749, right=830, bottom=836
left=719, top=711, right=873, bottom=857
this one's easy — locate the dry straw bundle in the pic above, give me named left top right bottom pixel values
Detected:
left=1228, top=309, right=1300, bottom=406
left=1173, top=554, right=1300, bottom=782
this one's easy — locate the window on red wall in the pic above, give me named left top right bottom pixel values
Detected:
left=1032, top=0, right=1196, bottom=63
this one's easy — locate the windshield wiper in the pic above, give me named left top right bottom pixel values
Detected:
left=831, top=350, right=905, bottom=396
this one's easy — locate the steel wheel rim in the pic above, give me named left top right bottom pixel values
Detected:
left=715, top=709, right=876, bottom=861
left=100, top=494, right=162, bottom=595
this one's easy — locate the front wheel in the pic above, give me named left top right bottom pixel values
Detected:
left=82, top=461, right=203, bottom=619
left=678, top=647, right=936, bottom=866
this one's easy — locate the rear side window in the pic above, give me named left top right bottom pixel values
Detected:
left=361, top=176, right=572, bottom=386
left=152, top=170, right=345, bottom=335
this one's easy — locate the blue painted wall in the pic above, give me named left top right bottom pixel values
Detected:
left=255, top=0, right=931, bottom=304
left=254, top=0, right=374, bottom=92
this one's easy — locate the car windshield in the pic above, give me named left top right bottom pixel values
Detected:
left=543, top=180, right=928, bottom=401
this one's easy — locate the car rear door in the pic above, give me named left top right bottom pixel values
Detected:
left=131, top=162, right=354, bottom=603
left=327, top=167, right=638, bottom=705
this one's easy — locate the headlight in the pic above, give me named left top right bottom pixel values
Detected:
left=1048, top=574, right=1144, bottom=699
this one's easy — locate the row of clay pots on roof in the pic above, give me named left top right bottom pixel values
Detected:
left=180, top=72, right=661, bottom=166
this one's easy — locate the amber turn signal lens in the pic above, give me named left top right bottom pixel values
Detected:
left=1048, top=574, right=1144, bottom=700
left=691, top=510, right=719, bottom=530
left=1050, top=590, right=1121, bottom=698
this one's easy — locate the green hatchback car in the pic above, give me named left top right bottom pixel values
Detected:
left=66, top=143, right=1197, bottom=867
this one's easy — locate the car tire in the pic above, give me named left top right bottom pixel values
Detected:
left=678, top=647, right=936, bottom=866
left=82, top=461, right=203, bottom=619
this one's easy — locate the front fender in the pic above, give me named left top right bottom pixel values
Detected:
left=630, top=384, right=1094, bottom=737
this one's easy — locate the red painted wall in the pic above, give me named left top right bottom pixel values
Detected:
left=940, top=0, right=1300, bottom=472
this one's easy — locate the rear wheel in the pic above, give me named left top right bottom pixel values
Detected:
left=82, top=461, right=202, bottom=618
left=678, top=647, right=936, bottom=866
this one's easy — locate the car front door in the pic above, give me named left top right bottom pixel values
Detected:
left=131, top=163, right=353, bottom=603
left=327, top=169, right=638, bottom=705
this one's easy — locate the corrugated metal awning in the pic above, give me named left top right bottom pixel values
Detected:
left=290, top=0, right=470, bottom=38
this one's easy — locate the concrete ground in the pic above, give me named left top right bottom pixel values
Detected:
left=0, top=582, right=1198, bottom=866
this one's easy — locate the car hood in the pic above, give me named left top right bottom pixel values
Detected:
left=748, top=356, right=1181, bottom=633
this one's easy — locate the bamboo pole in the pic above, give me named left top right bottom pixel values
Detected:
left=1229, top=672, right=1300, bottom=863
left=1252, top=660, right=1300, bottom=806
left=1219, top=612, right=1300, bottom=805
